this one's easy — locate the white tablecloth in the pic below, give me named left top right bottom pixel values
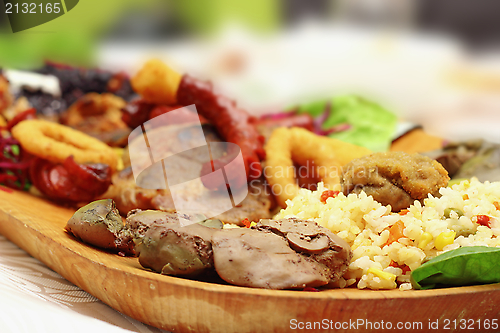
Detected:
left=0, top=235, right=169, bottom=333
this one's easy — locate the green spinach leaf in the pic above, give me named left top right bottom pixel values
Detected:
left=411, top=246, right=500, bottom=290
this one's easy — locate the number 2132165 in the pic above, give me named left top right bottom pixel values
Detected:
left=5, top=2, right=61, bottom=14
left=442, top=319, right=498, bottom=330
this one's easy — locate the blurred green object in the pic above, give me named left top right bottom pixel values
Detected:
left=172, top=0, right=280, bottom=35
left=296, top=99, right=327, bottom=118
left=326, top=95, right=397, bottom=152
left=0, top=0, right=281, bottom=69
left=297, top=95, right=398, bottom=152
left=0, top=31, right=93, bottom=69
left=0, top=0, right=158, bottom=69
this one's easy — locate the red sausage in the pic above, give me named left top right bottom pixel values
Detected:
left=30, top=156, right=111, bottom=203
left=177, top=75, right=265, bottom=190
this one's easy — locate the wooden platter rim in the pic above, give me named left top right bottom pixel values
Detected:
left=1, top=188, right=499, bottom=303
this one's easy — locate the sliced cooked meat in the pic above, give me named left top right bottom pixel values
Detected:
left=212, top=218, right=352, bottom=289
left=107, top=126, right=273, bottom=225
left=109, top=166, right=272, bottom=224
left=425, top=139, right=500, bottom=182
left=255, top=218, right=351, bottom=280
left=133, top=212, right=220, bottom=277
left=125, top=209, right=187, bottom=239
left=107, top=167, right=162, bottom=214
left=341, top=152, right=450, bottom=212
left=65, top=199, right=134, bottom=254
left=67, top=202, right=351, bottom=289
left=151, top=178, right=272, bottom=225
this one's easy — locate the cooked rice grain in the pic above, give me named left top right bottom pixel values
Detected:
left=275, top=179, right=500, bottom=290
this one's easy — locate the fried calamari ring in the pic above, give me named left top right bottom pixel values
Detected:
left=61, top=93, right=129, bottom=147
left=11, top=119, right=118, bottom=171
left=264, top=127, right=371, bottom=207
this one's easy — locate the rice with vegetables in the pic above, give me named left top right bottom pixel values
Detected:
left=275, top=178, right=500, bottom=290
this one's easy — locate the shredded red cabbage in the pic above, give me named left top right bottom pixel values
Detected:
left=311, top=104, right=352, bottom=136
left=259, top=112, right=294, bottom=121
left=312, top=103, right=331, bottom=133
left=0, top=132, right=32, bottom=190
left=259, top=106, right=351, bottom=136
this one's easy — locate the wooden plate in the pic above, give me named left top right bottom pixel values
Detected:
left=1, top=189, right=499, bottom=333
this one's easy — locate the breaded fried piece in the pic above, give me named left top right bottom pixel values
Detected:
left=264, top=127, right=372, bottom=207
left=341, top=152, right=450, bottom=212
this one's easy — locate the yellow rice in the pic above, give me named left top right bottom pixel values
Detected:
left=275, top=178, right=500, bottom=290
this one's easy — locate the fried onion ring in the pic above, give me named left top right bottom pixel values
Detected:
left=12, top=119, right=118, bottom=171
left=264, top=127, right=371, bottom=207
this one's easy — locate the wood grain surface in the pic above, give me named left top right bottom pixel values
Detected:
left=0, top=188, right=499, bottom=333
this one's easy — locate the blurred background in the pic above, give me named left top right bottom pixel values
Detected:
left=1, top=0, right=499, bottom=142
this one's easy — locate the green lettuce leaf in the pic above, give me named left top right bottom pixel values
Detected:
left=411, top=246, right=500, bottom=290
left=296, top=95, right=397, bottom=152
left=296, top=99, right=328, bottom=117
left=327, top=95, right=396, bottom=151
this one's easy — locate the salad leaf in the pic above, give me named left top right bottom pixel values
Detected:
left=296, top=95, right=397, bottom=152
left=411, top=246, right=500, bottom=290
left=296, top=99, right=328, bottom=117
left=326, top=95, right=397, bottom=152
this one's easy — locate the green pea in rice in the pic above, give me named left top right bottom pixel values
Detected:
left=274, top=178, right=500, bottom=290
